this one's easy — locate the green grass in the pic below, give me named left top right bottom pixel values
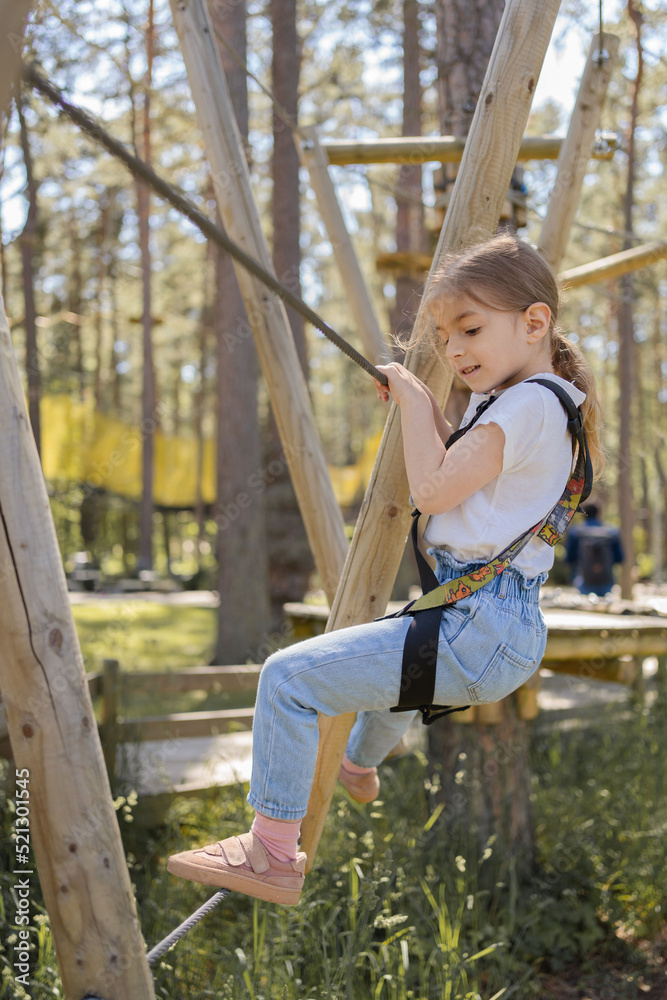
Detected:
left=5, top=686, right=666, bottom=999
left=72, top=600, right=259, bottom=717
left=136, top=699, right=667, bottom=1000
left=72, top=601, right=218, bottom=674
left=2, top=610, right=666, bottom=998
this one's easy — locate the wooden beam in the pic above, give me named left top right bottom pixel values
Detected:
left=170, top=0, right=347, bottom=606
left=101, top=658, right=121, bottom=785
left=0, top=299, right=154, bottom=997
left=377, top=250, right=432, bottom=273
left=301, top=0, right=561, bottom=867
left=299, top=126, right=388, bottom=363
left=120, top=707, right=255, bottom=742
left=0, top=0, right=33, bottom=120
left=120, top=663, right=262, bottom=696
left=538, top=33, right=619, bottom=268
left=545, top=658, right=639, bottom=684
left=559, top=241, right=667, bottom=289
left=320, top=133, right=617, bottom=167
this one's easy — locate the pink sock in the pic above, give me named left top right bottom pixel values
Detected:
left=342, top=754, right=376, bottom=774
left=251, top=813, right=302, bottom=863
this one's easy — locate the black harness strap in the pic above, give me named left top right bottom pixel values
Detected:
left=389, top=379, right=591, bottom=725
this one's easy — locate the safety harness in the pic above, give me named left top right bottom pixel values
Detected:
left=385, top=378, right=593, bottom=725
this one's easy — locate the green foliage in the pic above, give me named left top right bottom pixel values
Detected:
left=133, top=685, right=667, bottom=998
left=72, top=600, right=217, bottom=673
left=2, top=679, right=667, bottom=997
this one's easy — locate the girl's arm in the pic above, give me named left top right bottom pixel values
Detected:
left=422, top=383, right=455, bottom=447
left=374, top=363, right=505, bottom=514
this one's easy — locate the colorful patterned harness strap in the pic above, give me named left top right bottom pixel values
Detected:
left=387, top=378, right=593, bottom=726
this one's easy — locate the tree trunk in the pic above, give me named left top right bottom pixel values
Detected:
left=617, top=0, right=642, bottom=601
left=94, top=193, right=112, bottom=408
left=209, top=0, right=270, bottom=663
left=109, top=247, right=122, bottom=412
left=435, top=0, right=504, bottom=141
left=193, top=240, right=211, bottom=543
left=137, top=0, right=156, bottom=572
left=428, top=0, right=536, bottom=877
left=0, top=144, right=7, bottom=301
left=434, top=0, right=505, bottom=430
left=67, top=210, right=85, bottom=400
left=270, top=0, right=305, bottom=368
left=16, top=88, right=41, bottom=456
left=265, top=0, right=313, bottom=627
left=393, top=0, right=425, bottom=344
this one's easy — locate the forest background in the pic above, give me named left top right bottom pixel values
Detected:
left=1, top=0, right=666, bottom=667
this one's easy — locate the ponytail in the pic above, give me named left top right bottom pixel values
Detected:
left=551, top=329, right=605, bottom=479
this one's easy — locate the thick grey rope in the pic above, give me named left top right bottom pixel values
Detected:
left=146, top=889, right=230, bottom=966
left=23, top=63, right=389, bottom=387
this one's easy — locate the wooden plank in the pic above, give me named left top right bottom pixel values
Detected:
left=377, top=250, right=432, bottom=273
left=120, top=664, right=262, bottom=697
left=101, top=658, right=120, bottom=784
left=0, top=297, right=154, bottom=996
left=538, top=33, right=619, bottom=268
left=119, top=707, right=255, bottom=742
left=545, top=657, right=639, bottom=684
left=299, top=126, right=388, bottom=364
left=283, top=603, right=667, bottom=661
left=169, top=0, right=347, bottom=607
left=544, top=631, right=667, bottom=661
left=86, top=670, right=104, bottom=699
left=301, top=0, right=562, bottom=868
left=320, top=133, right=617, bottom=167
left=559, top=241, right=667, bottom=289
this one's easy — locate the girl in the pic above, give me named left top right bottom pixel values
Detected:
left=168, top=234, right=603, bottom=905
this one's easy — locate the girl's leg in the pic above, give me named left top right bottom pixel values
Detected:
left=337, top=708, right=418, bottom=803
left=247, top=615, right=413, bottom=819
left=345, top=707, right=418, bottom=767
left=168, top=616, right=415, bottom=902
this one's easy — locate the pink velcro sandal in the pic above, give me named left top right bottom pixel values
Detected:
left=167, top=831, right=306, bottom=906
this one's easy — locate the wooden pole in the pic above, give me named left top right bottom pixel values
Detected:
left=320, top=133, right=617, bottom=167
left=301, top=0, right=561, bottom=867
left=0, top=0, right=34, bottom=118
left=298, top=126, right=388, bottom=363
left=538, top=33, right=619, bottom=268
left=101, top=658, right=121, bottom=786
left=0, top=298, right=154, bottom=997
left=170, top=0, right=347, bottom=606
left=559, top=241, right=667, bottom=289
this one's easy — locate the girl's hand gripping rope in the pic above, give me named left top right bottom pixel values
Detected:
left=373, top=363, right=430, bottom=406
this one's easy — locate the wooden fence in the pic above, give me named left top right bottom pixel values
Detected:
left=93, top=660, right=261, bottom=783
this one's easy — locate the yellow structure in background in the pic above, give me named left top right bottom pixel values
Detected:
left=326, top=431, right=383, bottom=508
left=40, top=395, right=378, bottom=509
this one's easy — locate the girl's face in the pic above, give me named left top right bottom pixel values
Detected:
left=434, top=294, right=552, bottom=393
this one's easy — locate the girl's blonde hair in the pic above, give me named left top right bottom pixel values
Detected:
left=420, top=233, right=604, bottom=478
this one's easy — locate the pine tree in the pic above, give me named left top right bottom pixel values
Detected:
left=210, top=0, right=270, bottom=663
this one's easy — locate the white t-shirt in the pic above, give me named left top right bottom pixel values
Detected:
left=423, top=373, right=587, bottom=578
